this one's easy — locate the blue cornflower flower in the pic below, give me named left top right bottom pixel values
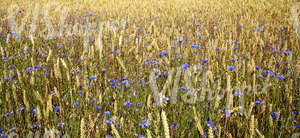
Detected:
left=38, top=53, right=44, bottom=57
left=270, top=72, right=276, bottom=77
left=202, top=58, right=208, bottom=63
left=104, top=111, right=110, bottom=117
left=0, top=126, right=3, bottom=131
left=176, top=38, right=184, bottom=44
left=105, top=120, right=112, bottom=124
left=159, top=50, right=168, bottom=56
left=2, top=57, right=8, bottom=60
left=139, top=120, right=150, bottom=128
left=235, top=91, right=242, bottom=96
left=76, top=70, right=81, bottom=74
left=74, top=102, right=80, bottom=107
left=271, top=112, right=280, bottom=119
left=162, top=96, right=169, bottom=101
left=35, top=65, right=41, bottom=69
left=4, top=77, right=10, bottom=82
left=96, top=106, right=102, bottom=110
left=206, top=121, right=217, bottom=130
left=170, top=124, right=179, bottom=130
left=91, top=99, right=95, bottom=104
left=255, top=100, right=264, bottom=105
left=26, top=67, right=34, bottom=72
left=89, top=76, right=96, bottom=80
left=53, top=106, right=60, bottom=111
left=230, top=58, right=236, bottom=62
left=106, top=134, right=113, bottom=138
left=181, top=86, right=185, bottom=91
left=9, top=127, right=16, bottom=132
left=58, top=121, right=64, bottom=128
left=232, top=41, right=240, bottom=45
left=229, top=65, right=236, bottom=71
left=137, top=103, right=143, bottom=108
left=31, top=109, right=37, bottom=114
left=33, top=123, right=40, bottom=128
left=163, top=71, right=168, bottom=76
left=86, top=82, right=93, bottom=86
left=102, top=68, right=107, bottom=72
left=120, top=81, right=126, bottom=86
left=255, top=66, right=261, bottom=70
left=206, top=105, right=211, bottom=109
left=109, top=79, right=115, bottom=82
left=284, top=50, right=291, bottom=55
left=10, top=65, right=15, bottom=69
left=224, top=110, right=230, bottom=117
left=276, top=75, right=285, bottom=79
left=111, top=83, right=117, bottom=88
left=61, top=53, right=67, bottom=57
left=138, top=134, right=145, bottom=138
left=4, top=112, right=11, bottom=117
left=17, top=105, right=24, bottom=112
left=190, top=44, right=201, bottom=49
left=45, top=72, right=50, bottom=76
left=0, top=133, right=7, bottom=137
left=292, top=111, right=299, bottom=117
left=181, top=64, right=189, bottom=70
left=124, top=102, right=132, bottom=108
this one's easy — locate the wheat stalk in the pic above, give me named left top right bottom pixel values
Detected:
left=268, top=104, right=273, bottom=127
left=147, top=94, right=152, bottom=109
left=30, top=72, right=35, bottom=86
left=46, top=94, right=53, bottom=120
left=217, top=125, right=221, bottom=138
left=95, top=22, right=104, bottom=59
left=111, top=124, right=121, bottom=138
left=161, top=110, right=170, bottom=138
left=226, top=73, right=233, bottom=110
left=247, top=102, right=254, bottom=118
left=208, top=126, right=214, bottom=138
left=12, top=84, right=18, bottom=105
left=37, top=105, right=42, bottom=122
left=116, top=56, right=127, bottom=74
left=16, top=69, right=23, bottom=85
left=250, top=115, right=255, bottom=138
left=46, top=49, right=52, bottom=63
left=147, top=129, right=152, bottom=138
left=193, top=106, right=204, bottom=135
left=154, top=111, right=161, bottom=137
left=23, top=90, right=29, bottom=112
left=80, top=118, right=85, bottom=138
left=255, top=128, right=264, bottom=138
left=113, top=92, right=118, bottom=114
left=34, top=91, right=44, bottom=104
left=88, top=115, right=95, bottom=136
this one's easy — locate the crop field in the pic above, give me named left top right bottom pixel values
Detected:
left=0, top=0, right=299, bottom=137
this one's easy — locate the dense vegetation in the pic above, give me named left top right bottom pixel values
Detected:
left=0, top=0, right=299, bottom=137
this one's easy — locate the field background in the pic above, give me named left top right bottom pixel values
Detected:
left=0, top=0, right=299, bottom=137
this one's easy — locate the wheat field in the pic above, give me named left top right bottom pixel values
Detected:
left=0, top=0, right=299, bottom=137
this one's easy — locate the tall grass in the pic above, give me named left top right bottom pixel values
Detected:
left=0, top=0, right=299, bottom=137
